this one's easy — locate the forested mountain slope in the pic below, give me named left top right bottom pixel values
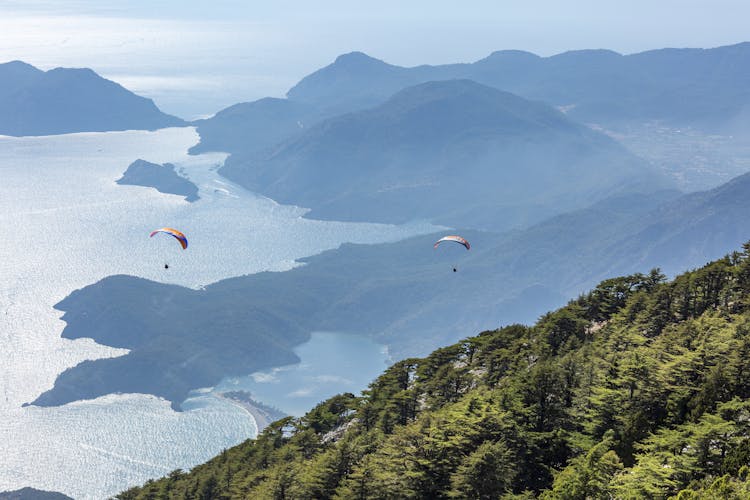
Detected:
left=120, top=243, right=750, bottom=499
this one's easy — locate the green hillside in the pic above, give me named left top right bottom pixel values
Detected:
left=119, top=243, right=750, bottom=499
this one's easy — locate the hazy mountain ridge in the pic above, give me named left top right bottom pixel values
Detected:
left=220, top=79, right=669, bottom=230
left=603, top=171, right=750, bottom=274
left=191, top=43, right=750, bottom=163
left=28, top=169, right=750, bottom=413
left=0, top=61, right=185, bottom=136
left=119, top=241, right=750, bottom=498
left=288, top=43, right=750, bottom=130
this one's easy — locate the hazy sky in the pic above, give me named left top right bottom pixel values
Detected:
left=0, top=0, right=747, bottom=118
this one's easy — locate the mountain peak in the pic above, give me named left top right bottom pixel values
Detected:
left=0, top=60, right=42, bottom=71
left=550, top=48, right=623, bottom=61
left=0, top=60, right=44, bottom=82
left=380, top=79, right=567, bottom=125
left=48, top=66, right=97, bottom=75
left=45, top=66, right=103, bottom=83
left=481, top=49, right=540, bottom=62
left=333, top=51, right=386, bottom=66
left=381, top=79, right=514, bottom=111
left=389, top=78, right=496, bottom=96
left=287, top=51, right=401, bottom=110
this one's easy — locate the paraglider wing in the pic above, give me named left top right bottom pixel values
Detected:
left=150, top=228, right=188, bottom=249
left=433, top=235, right=470, bottom=250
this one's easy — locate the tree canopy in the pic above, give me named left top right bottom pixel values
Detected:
left=119, top=243, right=750, bottom=499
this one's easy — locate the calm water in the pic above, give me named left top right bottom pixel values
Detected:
left=0, top=127, right=435, bottom=498
left=213, top=332, right=391, bottom=417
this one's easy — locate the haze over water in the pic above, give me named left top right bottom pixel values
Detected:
left=0, top=127, right=436, bottom=498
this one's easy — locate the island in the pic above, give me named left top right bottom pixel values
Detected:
left=117, top=159, right=199, bottom=202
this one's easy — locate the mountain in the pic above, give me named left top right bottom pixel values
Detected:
left=221, top=79, right=669, bottom=230
left=188, top=97, right=317, bottom=155
left=118, top=243, right=750, bottom=498
left=0, top=61, right=185, bottom=136
left=476, top=170, right=750, bottom=299
left=188, top=53, right=457, bottom=156
left=0, top=61, right=44, bottom=101
left=117, top=159, right=199, bottom=202
left=190, top=44, right=750, bottom=199
left=28, top=169, right=750, bottom=412
left=286, top=51, right=464, bottom=117
left=287, top=43, right=750, bottom=131
left=604, top=171, right=750, bottom=274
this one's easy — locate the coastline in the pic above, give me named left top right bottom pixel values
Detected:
left=214, top=392, right=286, bottom=433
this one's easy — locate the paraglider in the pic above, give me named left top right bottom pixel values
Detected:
left=433, top=235, right=470, bottom=250
left=434, top=235, right=470, bottom=272
left=150, top=228, right=188, bottom=249
left=150, top=228, right=187, bottom=269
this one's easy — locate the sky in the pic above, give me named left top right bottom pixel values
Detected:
left=0, top=0, right=747, bottom=119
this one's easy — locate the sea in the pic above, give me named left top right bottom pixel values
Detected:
left=0, top=127, right=435, bottom=498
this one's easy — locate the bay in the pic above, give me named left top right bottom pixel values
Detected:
left=0, top=127, right=435, bottom=498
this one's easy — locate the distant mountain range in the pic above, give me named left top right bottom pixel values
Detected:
left=220, top=79, right=669, bottom=230
left=29, top=169, right=750, bottom=410
left=288, top=43, right=750, bottom=130
left=192, top=42, right=750, bottom=161
left=190, top=44, right=750, bottom=228
left=0, top=61, right=184, bottom=135
left=3, top=42, right=747, bottom=139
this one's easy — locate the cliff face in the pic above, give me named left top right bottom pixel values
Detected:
left=119, top=242, right=750, bottom=499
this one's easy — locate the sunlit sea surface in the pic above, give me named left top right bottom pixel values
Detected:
left=0, top=127, right=436, bottom=498
left=213, top=332, right=391, bottom=417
